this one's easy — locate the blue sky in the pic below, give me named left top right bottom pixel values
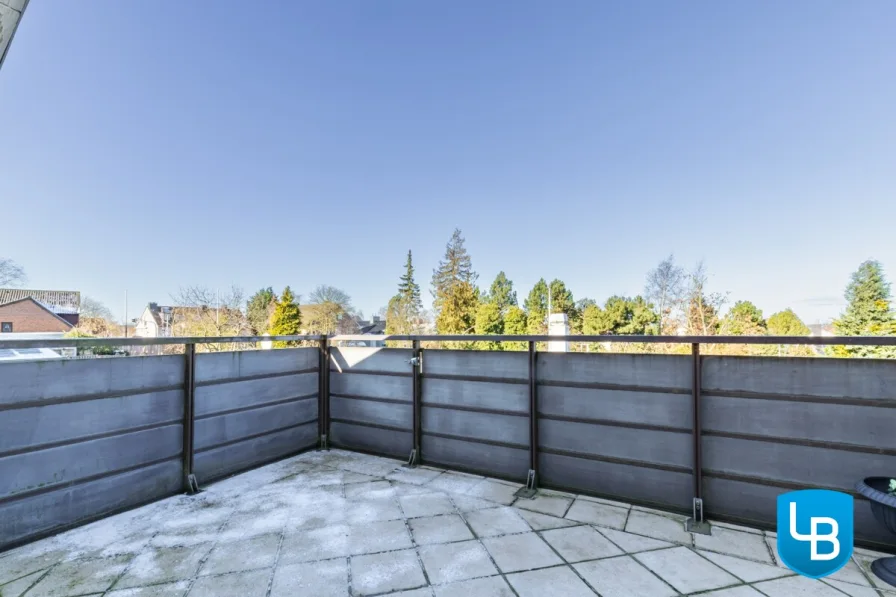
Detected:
left=1, top=1, right=894, bottom=325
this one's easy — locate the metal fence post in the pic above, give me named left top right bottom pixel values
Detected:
left=516, top=341, right=538, bottom=498
left=406, top=340, right=422, bottom=467
left=182, top=343, right=199, bottom=494
left=686, top=342, right=710, bottom=533
left=319, top=335, right=330, bottom=450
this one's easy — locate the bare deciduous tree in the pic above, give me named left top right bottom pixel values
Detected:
left=80, top=296, right=114, bottom=320
left=170, top=285, right=250, bottom=349
left=645, top=255, right=685, bottom=334
left=0, top=258, right=26, bottom=287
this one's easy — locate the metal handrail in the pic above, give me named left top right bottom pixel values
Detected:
left=0, top=335, right=322, bottom=349
left=0, top=333, right=894, bottom=349
left=329, top=334, right=896, bottom=346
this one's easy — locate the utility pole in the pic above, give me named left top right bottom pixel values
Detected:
left=124, top=290, right=128, bottom=338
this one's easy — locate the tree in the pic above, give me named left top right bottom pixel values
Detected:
left=269, top=286, right=303, bottom=347
left=645, top=255, right=685, bottom=334
left=832, top=260, right=896, bottom=358
left=524, top=279, right=549, bottom=335
left=721, top=301, right=767, bottom=336
left=583, top=296, right=658, bottom=335
left=170, top=286, right=250, bottom=348
left=474, top=301, right=504, bottom=351
left=432, top=228, right=478, bottom=317
left=435, top=281, right=479, bottom=337
left=767, top=309, right=810, bottom=336
left=0, top=258, right=26, bottom=287
left=485, top=272, right=517, bottom=315
left=432, top=229, right=479, bottom=339
left=548, top=279, right=579, bottom=331
left=503, top=306, right=528, bottom=350
left=386, top=251, right=424, bottom=334
left=80, top=296, right=113, bottom=320
left=304, top=285, right=356, bottom=335
left=683, top=261, right=726, bottom=336
left=246, top=287, right=276, bottom=335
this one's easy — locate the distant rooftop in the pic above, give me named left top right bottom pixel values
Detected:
left=0, top=288, right=81, bottom=314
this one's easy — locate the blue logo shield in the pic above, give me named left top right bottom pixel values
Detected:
left=776, top=489, right=853, bottom=578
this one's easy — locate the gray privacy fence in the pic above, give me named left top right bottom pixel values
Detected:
left=0, top=337, right=321, bottom=550
left=324, top=335, right=896, bottom=551
left=2, top=333, right=896, bottom=552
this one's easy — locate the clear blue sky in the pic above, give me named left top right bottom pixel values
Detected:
left=2, top=1, right=894, bottom=325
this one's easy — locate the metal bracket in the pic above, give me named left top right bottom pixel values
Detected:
left=319, top=434, right=329, bottom=451
left=408, top=357, right=421, bottom=367
left=405, top=448, right=419, bottom=468
left=686, top=497, right=711, bottom=535
left=185, top=474, right=200, bottom=495
left=515, top=469, right=538, bottom=499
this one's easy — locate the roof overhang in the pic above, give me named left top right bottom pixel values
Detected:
left=0, top=0, right=29, bottom=71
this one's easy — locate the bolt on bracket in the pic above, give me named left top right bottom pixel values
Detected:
left=686, top=497, right=712, bottom=535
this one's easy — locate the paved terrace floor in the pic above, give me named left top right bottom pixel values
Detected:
left=1, top=450, right=893, bottom=597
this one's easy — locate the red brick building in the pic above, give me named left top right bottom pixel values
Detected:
left=0, top=298, right=74, bottom=333
left=0, top=289, right=81, bottom=334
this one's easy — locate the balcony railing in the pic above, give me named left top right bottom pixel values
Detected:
left=1, top=333, right=894, bottom=553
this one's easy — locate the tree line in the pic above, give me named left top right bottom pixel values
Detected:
left=380, top=229, right=896, bottom=357
left=4, top=239, right=894, bottom=358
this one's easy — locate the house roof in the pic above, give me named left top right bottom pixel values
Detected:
left=0, top=297, right=75, bottom=328
left=0, top=289, right=81, bottom=314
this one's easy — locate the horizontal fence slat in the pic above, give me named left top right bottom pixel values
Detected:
left=702, top=435, right=896, bottom=492
left=703, top=477, right=895, bottom=550
left=195, top=348, right=319, bottom=383
left=194, top=373, right=317, bottom=417
left=422, top=434, right=528, bottom=480
left=330, top=397, right=412, bottom=431
left=330, top=372, right=412, bottom=401
left=194, top=399, right=318, bottom=452
left=538, top=385, right=691, bottom=431
left=422, top=407, right=528, bottom=446
left=424, top=350, right=528, bottom=380
left=539, top=419, right=693, bottom=470
left=0, top=459, right=182, bottom=551
left=703, top=395, right=896, bottom=450
left=539, top=452, right=692, bottom=512
left=0, top=425, right=183, bottom=500
left=330, top=421, right=411, bottom=458
left=331, top=347, right=412, bottom=375
left=537, top=353, right=692, bottom=390
left=702, top=356, right=896, bottom=401
left=0, top=389, right=183, bottom=456
left=0, top=356, right=185, bottom=407
left=422, top=378, right=528, bottom=413
left=193, top=422, right=317, bottom=483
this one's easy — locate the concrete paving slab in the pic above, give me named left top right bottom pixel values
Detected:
left=694, top=526, right=775, bottom=563
left=26, top=555, right=130, bottom=597
left=596, top=527, right=674, bottom=554
left=106, top=580, right=190, bottom=596
left=431, top=575, right=515, bottom=597
left=481, top=532, right=563, bottom=573
left=465, top=479, right=522, bottom=505
left=697, top=550, right=793, bottom=583
left=188, top=569, right=270, bottom=597
left=753, top=574, right=851, bottom=596
left=418, top=540, right=498, bottom=584
left=565, top=498, right=629, bottom=530
left=465, top=506, right=530, bottom=537
left=541, top=525, right=624, bottom=563
left=514, top=493, right=573, bottom=518
left=270, top=558, right=348, bottom=597
left=400, top=493, right=456, bottom=518
left=350, top=549, right=427, bottom=595
left=624, top=509, right=693, bottom=545
left=506, top=565, right=596, bottom=597
left=634, top=546, right=739, bottom=594
left=410, top=514, right=474, bottom=545
left=116, top=544, right=212, bottom=589
left=574, top=555, right=677, bottom=597
left=515, top=509, right=577, bottom=531
left=198, top=533, right=279, bottom=576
